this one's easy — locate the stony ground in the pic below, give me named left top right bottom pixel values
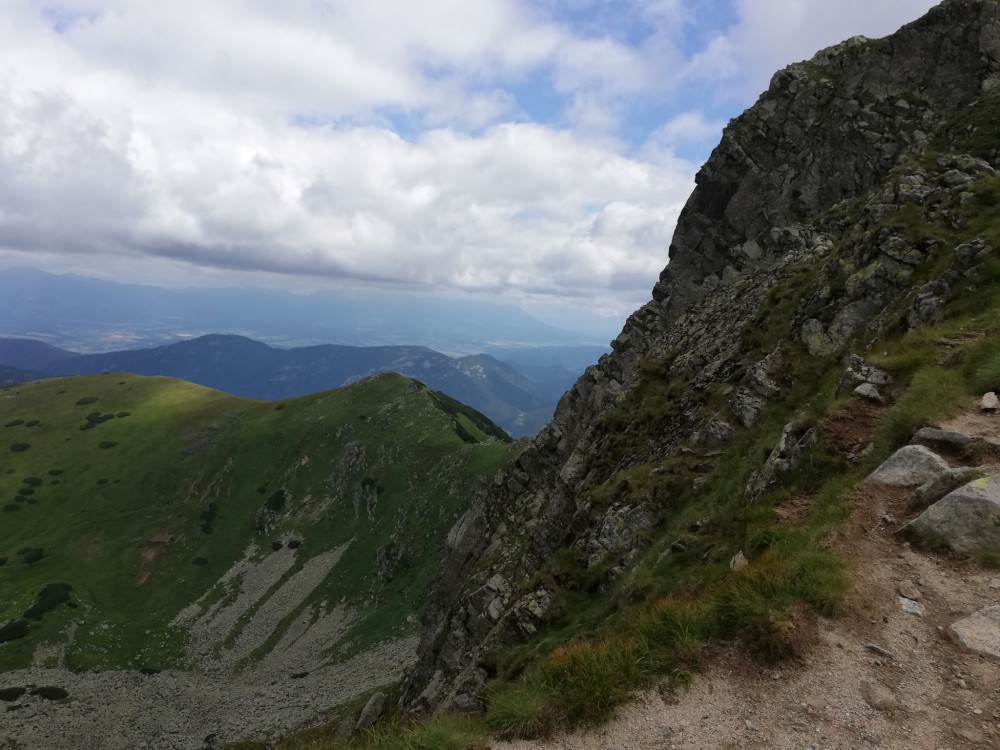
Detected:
left=0, top=537, right=416, bottom=750
left=496, top=406, right=1000, bottom=750
left=0, top=636, right=416, bottom=750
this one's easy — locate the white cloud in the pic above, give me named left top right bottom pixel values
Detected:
left=0, top=0, right=949, bottom=329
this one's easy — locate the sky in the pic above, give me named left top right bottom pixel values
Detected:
left=0, top=0, right=939, bottom=335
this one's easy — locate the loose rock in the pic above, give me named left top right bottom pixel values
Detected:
left=904, top=475, right=1000, bottom=556
left=982, top=392, right=999, bottom=412
left=947, top=606, right=1000, bottom=662
left=355, top=691, right=386, bottom=731
left=867, top=445, right=949, bottom=486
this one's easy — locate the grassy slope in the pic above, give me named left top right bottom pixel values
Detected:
left=0, top=372, right=515, bottom=673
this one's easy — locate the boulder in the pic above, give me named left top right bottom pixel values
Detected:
left=911, top=427, right=976, bottom=449
left=854, top=383, right=886, bottom=403
left=904, top=475, right=1000, bottom=556
left=982, top=392, right=999, bottom=412
left=355, top=691, right=386, bottom=731
left=867, top=445, right=949, bottom=486
left=910, top=467, right=986, bottom=510
left=948, top=606, right=1000, bottom=662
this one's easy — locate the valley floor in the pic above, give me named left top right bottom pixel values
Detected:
left=496, top=407, right=1000, bottom=750
left=0, top=636, right=416, bottom=750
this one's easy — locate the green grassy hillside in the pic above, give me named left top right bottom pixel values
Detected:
left=0, top=372, right=515, bottom=674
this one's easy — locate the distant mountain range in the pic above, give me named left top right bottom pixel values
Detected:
left=0, top=267, right=611, bottom=353
left=0, top=334, right=607, bottom=437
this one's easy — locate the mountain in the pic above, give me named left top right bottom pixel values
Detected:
left=4, top=3, right=1000, bottom=749
left=0, top=338, right=78, bottom=370
left=0, top=366, right=43, bottom=387
left=484, top=345, right=612, bottom=400
left=0, top=268, right=605, bottom=353
left=397, top=0, right=1000, bottom=723
left=33, top=334, right=557, bottom=438
left=0, top=372, right=514, bottom=747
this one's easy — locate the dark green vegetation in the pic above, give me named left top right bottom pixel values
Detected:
left=0, top=373, right=514, bottom=673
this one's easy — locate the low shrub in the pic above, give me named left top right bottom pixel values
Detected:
left=116, top=411, right=131, bottom=418
left=21, top=548, right=44, bottom=564
left=3, top=504, right=21, bottom=512
left=5, top=419, right=24, bottom=427
left=48, top=469, right=63, bottom=476
left=75, top=397, right=98, bottom=406
left=0, top=620, right=30, bottom=643
left=0, top=687, right=26, bottom=701
left=99, top=441, right=118, bottom=449
left=21, top=477, right=42, bottom=487
left=23, top=583, right=73, bottom=620
left=192, top=556, right=208, bottom=565
left=10, top=443, right=30, bottom=452
left=25, top=420, right=39, bottom=427
left=18, top=487, right=34, bottom=496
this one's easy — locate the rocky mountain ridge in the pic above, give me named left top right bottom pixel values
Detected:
left=399, top=0, right=1000, bottom=715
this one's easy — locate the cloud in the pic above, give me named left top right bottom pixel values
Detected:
left=0, top=0, right=947, bottom=329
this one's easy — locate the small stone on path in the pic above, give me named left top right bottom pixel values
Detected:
left=982, top=392, right=998, bottom=412
left=899, top=596, right=926, bottom=617
left=860, top=680, right=898, bottom=711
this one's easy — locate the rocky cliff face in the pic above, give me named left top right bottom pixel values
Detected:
left=400, top=0, right=1000, bottom=714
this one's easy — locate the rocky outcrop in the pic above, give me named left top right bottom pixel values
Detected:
left=399, top=0, right=1000, bottom=715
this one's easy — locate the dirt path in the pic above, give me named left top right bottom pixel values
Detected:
left=496, top=413, right=1000, bottom=750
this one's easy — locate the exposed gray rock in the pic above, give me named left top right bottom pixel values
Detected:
left=838, top=355, right=893, bottom=396
left=866, top=445, right=950, bottom=486
left=910, top=467, right=987, bottom=510
left=583, top=502, right=656, bottom=567
left=731, top=349, right=784, bottom=427
left=899, top=596, right=926, bottom=617
left=948, top=606, right=1000, bottom=662
left=905, top=475, right=1000, bottom=556
left=693, top=418, right=736, bottom=448
left=746, top=423, right=813, bottom=501
left=983, top=392, right=999, bottom=411
left=854, top=383, right=886, bottom=403
left=911, top=427, right=977, bottom=448
left=355, top=691, right=386, bottom=730
left=730, top=551, right=749, bottom=572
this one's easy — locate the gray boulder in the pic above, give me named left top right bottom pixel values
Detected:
left=867, top=445, right=950, bottom=486
left=948, top=606, right=1000, bottom=662
left=983, top=392, right=999, bottom=412
left=355, top=691, right=386, bottom=731
left=911, top=427, right=976, bottom=448
left=905, top=475, right=1000, bottom=556
left=910, top=467, right=986, bottom=510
